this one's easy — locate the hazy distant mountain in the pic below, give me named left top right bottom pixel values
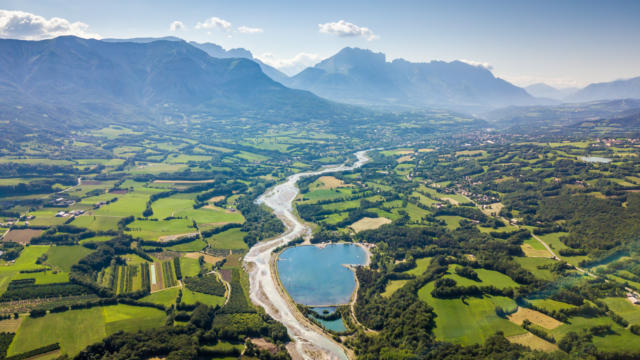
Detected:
left=283, top=47, right=538, bottom=111
left=567, top=76, right=640, bottom=102
left=188, top=42, right=289, bottom=84
left=483, top=99, right=640, bottom=129
left=0, top=36, right=340, bottom=128
left=104, top=36, right=289, bottom=84
left=525, top=83, right=578, bottom=100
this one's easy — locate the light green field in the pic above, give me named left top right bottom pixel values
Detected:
left=208, top=228, right=248, bottom=250
left=71, top=215, right=121, bottom=231
left=436, top=215, right=465, bottom=230
left=141, top=287, right=179, bottom=306
left=180, top=257, right=201, bottom=277
left=528, top=298, right=576, bottom=312
left=550, top=316, right=640, bottom=352
left=402, top=203, right=430, bottom=221
left=404, top=257, right=432, bottom=277
left=152, top=194, right=244, bottom=226
left=181, top=288, right=225, bottom=306
left=302, top=189, right=351, bottom=202
left=444, top=265, right=520, bottom=289
left=46, top=246, right=93, bottom=272
left=235, top=151, right=269, bottom=162
left=602, top=297, right=640, bottom=325
left=514, top=257, right=557, bottom=281
left=24, top=208, right=68, bottom=227
left=8, top=304, right=164, bottom=357
left=381, top=280, right=408, bottom=298
left=126, top=218, right=195, bottom=241
left=91, top=188, right=163, bottom=217
left=166, top=238, right=207, bottom=252
left=418, top=281, right=524, bottom=345
left=12, top=269, right=68, bottom=284
left=165, top=154, right=212, bottom=163
left=523, top=238, right=546, bottom=250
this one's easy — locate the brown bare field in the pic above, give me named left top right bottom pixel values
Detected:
left=395, top=150, right=414, bottom=155
left=184, top=252, right=222, bottom=264
left=219, top=269, right=232, bottom=283
left=508, top=307, right=563, bottom=329
left=418, top=148, right=435, bottom=152
left=3, top=229, right=43, bottom=244
left=250, top=338, right=278, bottom=354
left=441, top=197, right=460, bottom=205
left=316, top=176, right=350, bottom=189
left=153, top=179, right=215, bottom=184
left=494, top=176, right=514, bottom=184
left=480, top=202, right=504, bottom=216
left=507, top=332, right=558, bottom=352
left=0, top=317, right=22, bottom=332
left=150, top=263, right=164, bottom=292
left=397, top=155, right=414, bottom=163
left=521, top=244, right=553, bottom=258
left=208, top=195, right=225, bottom=203
left=158, top=232, right=199, bottom=242
left=350, top=217, right=392, bottom=233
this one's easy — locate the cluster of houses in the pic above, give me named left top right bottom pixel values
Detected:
left=627, top=292, right=640, bottom=305
left=55, top=209, right=85, bottom=218
left=50, top=197, right=75, bottom=207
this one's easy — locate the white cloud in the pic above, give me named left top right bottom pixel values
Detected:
left=0, top=9, right=99, bottom=40
left=237, top=25, right=263, bottom=34
left=318, top=20, right=378, bottom=41
left=169, top=20, right=184, bottom=32
left=195, top=16, right=231, bottom=31
left=458, top=59, right=493, bottom=70
left=257, top=52, right=323, bottom=76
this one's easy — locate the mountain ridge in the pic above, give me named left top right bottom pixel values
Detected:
left=282, top=47, right=541, bottom=112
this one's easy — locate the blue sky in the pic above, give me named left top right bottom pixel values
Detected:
left=1, top=0, right=639, bottom=87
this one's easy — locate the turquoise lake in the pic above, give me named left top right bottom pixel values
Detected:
left=311, top=307, right=347, bottom=332
left=277, top=244, right=367, bottom=306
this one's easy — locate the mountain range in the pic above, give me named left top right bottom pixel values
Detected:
left=524, top=83, right=579, bottom=100
left=0, top=36, right=343, bottom=130
left=567, top=76, right=640, bottom=103
left=1, top=35, right=639, bottom=133
left=281, top=47, right=539, bottom=112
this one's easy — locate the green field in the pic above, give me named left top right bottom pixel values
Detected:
left=8, top=305, right=164, bottom=357
left=46, top=246, right=93, bottom=272
left=180, top=257, right=201, bottom=277
left=404, top=257, right=432, bottom=277
left=141, top=287, right=179, bottom=306
left=207, top=228, right=248, bottom=250
left=126, top=218, right=195, bottom=241
left=182, top=288, right=225, bottom=306
left=514, top=257, right=557, bottom=281
left=381, top=279, right=408, bottom=298
left=418, top=281, right=524, bottom=344
left=550, top=316, right=640, bottom=352
left=602, top=297, right=640, bottom=325
left=152, top=194, right=245, bottom=226
left=443, top=265, right=520, bottom=289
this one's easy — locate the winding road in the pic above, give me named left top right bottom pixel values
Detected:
left=243, top=150, right=370, bottom=360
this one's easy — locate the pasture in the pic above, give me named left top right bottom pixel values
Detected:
left=7, top=304, right=164, bottom=357
left=418, top=281, right=525, bottom=345
left=207, top=228, right=248, bottom=250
